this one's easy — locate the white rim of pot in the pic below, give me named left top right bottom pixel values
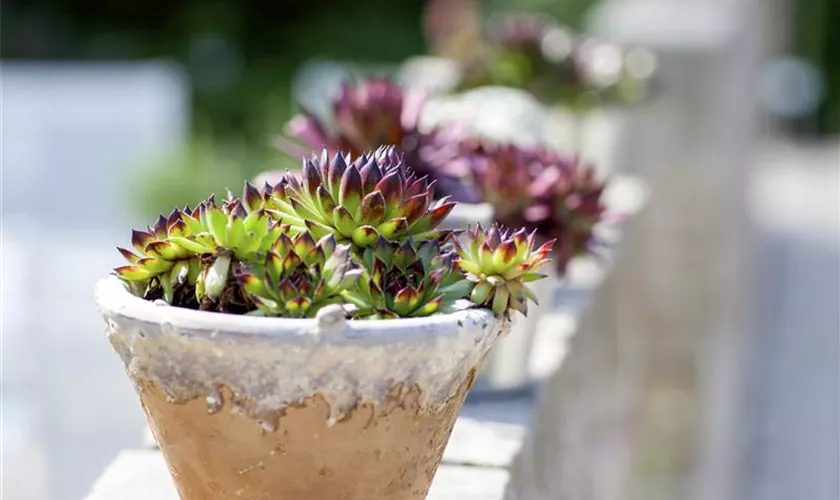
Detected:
left=95, top=275, right=497, bottom=343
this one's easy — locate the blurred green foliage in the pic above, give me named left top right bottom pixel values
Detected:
left=791, top=0, right=839, bottom=135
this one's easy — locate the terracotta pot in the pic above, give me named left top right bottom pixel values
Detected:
left=95, top=276, right=507, bottom=500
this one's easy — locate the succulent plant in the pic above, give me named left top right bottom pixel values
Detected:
left=454, top=224, right=554, bottom=315
left=237, top=233, right=360, bottom=318
left=115, top=184, right=290, bottom=310
left=114, top=145, right=555, bottom=319
left=115, top=208, right=203, bottom=305
left=343, top=237, right=472, bottom=319
left=441, top=140, right=606, bottom=274
left=263, top=146, right=456, bottom=249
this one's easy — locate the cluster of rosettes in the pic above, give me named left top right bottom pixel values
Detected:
left=114, top=146, right=553, bottom=319
left=237, top=233, right=359, bottom=318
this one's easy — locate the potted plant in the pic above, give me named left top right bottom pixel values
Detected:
left=96, top=146, right=553, bottom=499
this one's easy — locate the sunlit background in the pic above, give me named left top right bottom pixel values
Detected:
left=1, top=0, right=838, bottom=499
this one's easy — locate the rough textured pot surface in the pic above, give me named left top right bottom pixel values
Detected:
left=95, top=276, right=508, bottom=500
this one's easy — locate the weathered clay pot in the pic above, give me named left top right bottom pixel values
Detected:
left=95, top=276, right=508, bottom=500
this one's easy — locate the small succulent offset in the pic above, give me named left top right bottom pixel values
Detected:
left=114, top=145, right=553, bottom=320
left=343, top=238, right=472, bottom=319
left=455, top=225, right=554, bottom=315
left=237, top=233, right=360, bottom=318
left=264, top=146, right=456, bottom=249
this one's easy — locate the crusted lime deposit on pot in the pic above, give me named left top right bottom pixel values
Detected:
left=97, top=276, right=509, bottom=424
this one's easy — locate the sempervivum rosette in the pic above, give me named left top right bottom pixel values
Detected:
left=263, top=146, right=456, bottom=250
left=344, top=237, right=472, bottom=319
left=115, top=186, right=288, bottom=311
left=455, top=224, right=554, bottom=315
left=237, top=233, right=360, bottom=318
left=115, top=208, right=203, bottom=305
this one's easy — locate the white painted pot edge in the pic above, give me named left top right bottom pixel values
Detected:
left=96, top=275, right=496, bottom=342
left=96, top=276, right=508, bottom=424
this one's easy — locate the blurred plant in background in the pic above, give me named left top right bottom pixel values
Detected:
left=786, top=0, right=839, bottom=135
left=424, top=7, right=657, bottom=110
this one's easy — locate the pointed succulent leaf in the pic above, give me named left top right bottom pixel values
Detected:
left=416, top=295, right=443, bottom=316
left=152, top=215, right=168, bottom=239
left=327, top=151, right=348, bottom=199
left=377, top=217, right=408, bottom=239
left=360, top=191, right=386, bottom=225
left=315, top=185, right=337, bottom=215
left=135, top=257, right=175, bottom=275
left=265, top=251, right=284, bottom=285
left=131, top=230, right=156, bottom=254
left=351, top=225, right=379, bottom=247
left=289, top=197, right=327, bottom=225
left=491, top=285, right=510, bottom=315
left=339, top=165, right=363, bottom=216
left=203, top=203, right=229, bottom=247
left=375, top=171, right=403, bottom=218
left=242, top=182, right=263, bottom=212
left=304, top=219, right=333, bottom=240
left=402, top=193, right=429, bottom=225
left=145, top=241, right=191, bottom=261
left=115, top=265, right=154, bottom=281
left=332, top=206, right=357, bottom=238
left=169, top=236, right=213, bottom=255
left=117, top=247, right=140, bottom=264
left=470, top=281, right=493, bottom=304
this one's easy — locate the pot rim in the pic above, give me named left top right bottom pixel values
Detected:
left=95, top=275, right=497, bottom=341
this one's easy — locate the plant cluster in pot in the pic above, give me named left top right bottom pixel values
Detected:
left=96, top=146, right=554, bottom=500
